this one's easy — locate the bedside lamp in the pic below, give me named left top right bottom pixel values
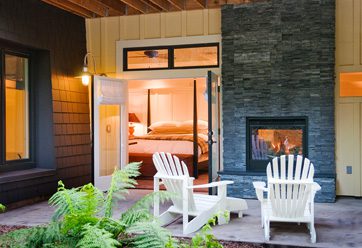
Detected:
left=129, top=113, right=140, bottom=137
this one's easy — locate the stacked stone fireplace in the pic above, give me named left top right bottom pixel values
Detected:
left=220, top=0, right=335, bottom=202
left=246, top=117, right=307, bottom=172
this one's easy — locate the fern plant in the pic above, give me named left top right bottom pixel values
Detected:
left=126, top=221, right=177, bottom=248
left=76, top=223, right=120, bottom=248
left=0, top=203, right=5, bottom=212
left=17, top=161, right=223, bottom=248
left=104, top=162, right=141, bottom=218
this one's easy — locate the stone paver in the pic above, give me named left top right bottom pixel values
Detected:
left=1, top=190, right=361, bottom=248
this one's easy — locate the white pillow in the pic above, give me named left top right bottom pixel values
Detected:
left=148, top=121, right=180, bottom=130
left=181, top=120, right=208, bottom=130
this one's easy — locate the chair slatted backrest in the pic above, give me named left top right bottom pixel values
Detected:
left=153, top=152, right=196, bottom=211
left=267, top=155, right=314, bottom=218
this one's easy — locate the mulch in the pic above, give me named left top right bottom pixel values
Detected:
left=0, top=225, right=265, bottom=248
left=0, top=225, right=28, bottom=235
left=174, top=237, right=265, bottom=248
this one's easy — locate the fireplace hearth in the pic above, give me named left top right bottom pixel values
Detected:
left=246, top=117, right=308, bottom=172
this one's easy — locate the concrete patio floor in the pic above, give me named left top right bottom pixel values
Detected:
left=0, top=189, right=361, bottom=248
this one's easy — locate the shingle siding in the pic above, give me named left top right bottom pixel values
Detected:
left=0, top=0, right=90, bottom=206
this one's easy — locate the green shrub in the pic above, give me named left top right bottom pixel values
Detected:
left=186, top=215, right=224, bottom=248
left=0, top=203, right=5, bottom=212
left=1, top=162, right=224, bottom=248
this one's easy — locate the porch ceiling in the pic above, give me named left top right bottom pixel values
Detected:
left=41, top=0, right=260, bottom=18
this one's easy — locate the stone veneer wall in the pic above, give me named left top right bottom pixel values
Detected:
left=220, top=0, right=335, bottom=202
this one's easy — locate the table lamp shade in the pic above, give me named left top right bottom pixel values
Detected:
left=129, top=113, right=140, bottom=123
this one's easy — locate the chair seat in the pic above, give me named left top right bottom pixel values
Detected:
left=265, top=205, right=313, bottom=223
left=262, top=198, right=312, bottom=220
left=167, top=194, right=248, bottom=216
left=226, top=196, right=248, bottom=213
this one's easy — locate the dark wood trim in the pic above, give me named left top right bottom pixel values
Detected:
left=0, top=168, right=56, bottom=184
left=91, top=75, right=95, bottom=184
left=168, top=47, right=173, bottom=69
left=147, top=89, right=151, bottom=133
left=0, top=44, right=36, bottom=172
left=207, top=71, right=213, bottom=194
left=130, top=153, right=195, bottom=178
left=123, top=42, right=219, bottom=71
left=193, top=79, right=198, bottom=178
left=0, top=51, right=4, bottom=165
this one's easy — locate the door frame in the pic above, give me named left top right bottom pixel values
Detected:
left=207, top=71, right=221, bottom=194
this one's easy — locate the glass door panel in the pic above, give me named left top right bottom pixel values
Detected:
left=207, top=71, right=220, bottom=194
left=93, top=76, right=128, bottom=191
left=5, top=54, right=29, bottom=161
left=99, top=105, right=120, bottom=177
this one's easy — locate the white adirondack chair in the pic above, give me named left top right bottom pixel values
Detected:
left=153, top=152, right=248, bottom=235
left=253, top=155, right=321, bottom=243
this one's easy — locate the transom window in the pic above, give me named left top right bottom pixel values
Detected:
left=123, top=43, right=219, bottom=71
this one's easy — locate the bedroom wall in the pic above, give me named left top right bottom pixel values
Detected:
left=129, top=78, right=208, bottom=135
left=85, top=9, right=221, bottom=76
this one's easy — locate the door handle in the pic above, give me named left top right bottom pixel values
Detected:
left=106, top=124, right=111, bottom=133
left=208, top=140, right=217, bottom=145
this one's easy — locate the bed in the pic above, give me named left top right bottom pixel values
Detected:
left=128, top=121, right=209, bottom=178
left=128, top=80, right=210, bottom=178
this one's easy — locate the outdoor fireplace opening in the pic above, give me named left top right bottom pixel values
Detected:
left=246, top=117, right=308, bottom=172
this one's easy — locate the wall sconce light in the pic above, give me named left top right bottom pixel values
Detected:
left=81, top=52, right=96, bottom=86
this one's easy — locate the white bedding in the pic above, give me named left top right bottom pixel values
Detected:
left=129, top=134, right=208, bottom=156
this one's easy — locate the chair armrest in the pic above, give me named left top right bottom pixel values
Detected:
left=253, top=181, right=267, bottom=190
left=186, top=180, right=233, bottom=189
left=154, top=173, right=194, bottom=181
left=312, top=182, right=321, bottom=192
left=253, top=181, right=267, bottom=202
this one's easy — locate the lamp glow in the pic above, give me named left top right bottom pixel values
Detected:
left=81, top=66, right=90, bottom=86
left=80, top=53, right=96, bottom=87
left=82, top=75, right=90, bottom=86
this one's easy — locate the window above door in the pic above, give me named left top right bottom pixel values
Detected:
left=123, top=43, right=219, bottom=71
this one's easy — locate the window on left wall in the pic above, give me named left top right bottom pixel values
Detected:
left=0, top=45, right=35, bottom=171
left=5, top=54, right=30, bottom=161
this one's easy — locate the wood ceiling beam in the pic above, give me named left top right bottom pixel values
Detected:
left=148, top=0, right=170, bottom=11
left=194, top=0, right=207, bottom=8
left=140, top=0, right=163, bottom=11
left=95, top=0, right=126, bottom=15
left=165, top=0, right=185, bottom=10
left=66, top=0, right=114, bottom=17
left=42, top=0, right=95, bottom=18
left=118, top=0, right=151, bottom=14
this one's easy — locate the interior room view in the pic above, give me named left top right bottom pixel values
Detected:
left=128, top=78, right=210, bottom=190
left=94, top=78, right=212, bottom=189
